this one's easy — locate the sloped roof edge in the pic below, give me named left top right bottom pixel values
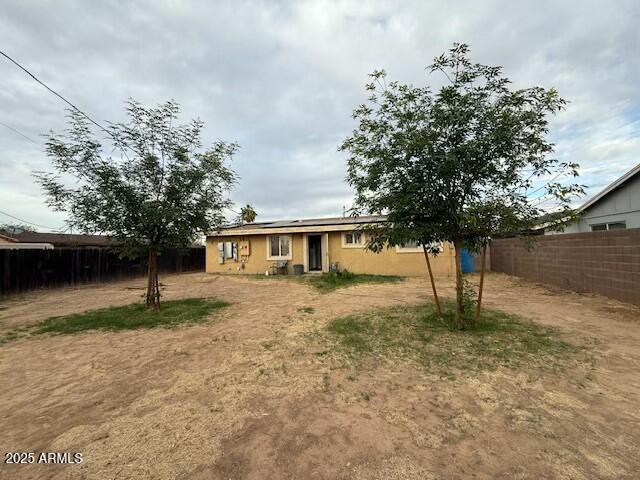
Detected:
left=579, top=163, right=640, bottom=212
left=0, top=233, right=18, bottom=242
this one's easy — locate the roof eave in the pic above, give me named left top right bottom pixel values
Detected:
left=579, top=163, right=640, bottom=212
left=208, top=222, right=383, bottom=237
left=0, top=233, right=18, bottom=242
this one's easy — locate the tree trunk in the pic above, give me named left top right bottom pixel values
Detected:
left=453, top=240, right=463, bottom=329
left=475, top=241, right=487, bottom=322
left=422, top=244, right=442, bottom=317
left=146, top=248, right=160, bottom=310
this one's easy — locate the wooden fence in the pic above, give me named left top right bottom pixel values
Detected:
left=491, top=229, right=640, bottom=305
left=0, top=247, right=205, bottom=295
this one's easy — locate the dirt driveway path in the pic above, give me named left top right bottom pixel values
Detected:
left=0, top=273, right=638, bottom=479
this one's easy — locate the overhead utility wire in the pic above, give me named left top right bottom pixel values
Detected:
left=0, top=49, right=114, bottom=137
left=0, top=121, right=39, bottom=144
left=0, top=49, right=135, bottom=162
left=0, top=209, right=63, bottom=231
left=0, top=50, right=128, bottom=233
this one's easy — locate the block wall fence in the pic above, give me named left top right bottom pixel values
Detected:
left=490, top=229, right=640, bottom=306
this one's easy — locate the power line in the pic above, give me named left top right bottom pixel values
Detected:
left=0, top=121, right=39, bottom=144
left=0, top=49, right=113, bottom=137
left=525, top=171, right=564, bottom=198
left=0, top=209, right=63, bottom=231
left=0, top=52, right=135, bottom=234
left=0, top=52, right=135, bottom=235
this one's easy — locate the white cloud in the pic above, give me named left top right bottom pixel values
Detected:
left=1, top=0, right=638, bottom=229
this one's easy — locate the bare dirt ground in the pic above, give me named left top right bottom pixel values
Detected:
left=0, top=272, right=638, bottom=480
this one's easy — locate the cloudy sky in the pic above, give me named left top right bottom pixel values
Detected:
left=1, top=0, right=639, bottom=231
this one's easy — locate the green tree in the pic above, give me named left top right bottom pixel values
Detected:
left=0, top=224, right=35, bottom=235
left=239, top=204, right=257, bottom=224
left=341, top=44, right=583, bottom=328
left=36, top=100, right=238, bottom=310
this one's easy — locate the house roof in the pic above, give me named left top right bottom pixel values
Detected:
left=210, top=215, right=387, bottom=236
left=0, top=233, right=18, bottom=242
left=9, top=232, right=113, bottom=247
left=579, top=162, right=640, bottom=213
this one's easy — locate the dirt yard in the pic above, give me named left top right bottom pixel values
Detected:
left=0, top=272, right=638, bottom=479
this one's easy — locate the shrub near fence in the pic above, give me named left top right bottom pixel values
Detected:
left=0, top=247, right=205, bottom=295
left=490, top=229, right=640, bottom=306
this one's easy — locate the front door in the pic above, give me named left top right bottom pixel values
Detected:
left=308, top=235, right=322, bottom=271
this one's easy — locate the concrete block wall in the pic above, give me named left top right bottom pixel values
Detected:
left=490, top=229, right=640, bottom=305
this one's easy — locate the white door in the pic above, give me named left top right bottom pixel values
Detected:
left=321, top=233, right=329, bottom=272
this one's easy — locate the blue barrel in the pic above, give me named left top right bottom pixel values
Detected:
left=460, top=249, right=474, bottom=273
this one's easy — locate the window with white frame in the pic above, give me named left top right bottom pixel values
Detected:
left=590, top=221, right=626, bottom=231
left=267, top=235, right=292, bottom=259
left=342, top=231, right=364, bottom=248
left=396, top=241, right=443, bottom=253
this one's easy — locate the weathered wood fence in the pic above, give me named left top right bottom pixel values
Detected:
left=491, top=229, right=640, bottom=305
left=0, top=247, right=205, bottom=295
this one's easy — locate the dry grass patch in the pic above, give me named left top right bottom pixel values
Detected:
left=324, top=301, right=579, bottom=373
left=307, top=270, right=403, bottom=293
left=34, top=298, right=230, bottom=335
left=0, top=298, right=230, bottom=343
left=247, top=270, right=403, bottom=293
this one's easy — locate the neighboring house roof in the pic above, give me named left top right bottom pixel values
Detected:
left=9, top=232, right=113, bottom=247
left=211, top=215, right=388, bottom=236
left=579, top=162, right=640, bottom=213
left=0, top=233, right=18, bottom=243
left=531, top=210, right=574, bottom=232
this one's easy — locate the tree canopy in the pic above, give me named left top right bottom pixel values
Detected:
left=36, top=100, right=238, bottom=308
left=0, top=223, right=36, bottom=236
left=239, top=204, right=257, bottom=224
left=341, top=43, right=584, bottom=326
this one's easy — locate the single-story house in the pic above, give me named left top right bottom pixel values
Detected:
left=548, top=162, right=640, bottom=234
left=206, top=215, right=456, bottom=276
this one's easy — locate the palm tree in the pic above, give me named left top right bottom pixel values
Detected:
left=239, top=204, right=257, bottom=224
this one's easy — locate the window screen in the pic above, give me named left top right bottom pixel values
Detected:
left=268, top=235, right=290, bottom=258
left=270, top=236, right=280, bottom=257
left=279, top=235, right=290, bottom=256
left=402, top=240, right=420, bottom=248
left=224, top=242, right=233, bottom=258
left=607, top=222, right=626, bottom=230
left=591, top=222, right=626, bottom=231
left=344, top=232, right=362, bottom=245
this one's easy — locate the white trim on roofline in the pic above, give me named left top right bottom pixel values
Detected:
left=578, top=163, right=640, bottom=213
left=0, top=243, right=54, bottom=250
left=208, top=223, right=376, bottom=237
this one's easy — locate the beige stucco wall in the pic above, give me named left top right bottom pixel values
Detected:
left=206, top=234, right=305, bottom=274
left=206, top=231, right=455, bottom=276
